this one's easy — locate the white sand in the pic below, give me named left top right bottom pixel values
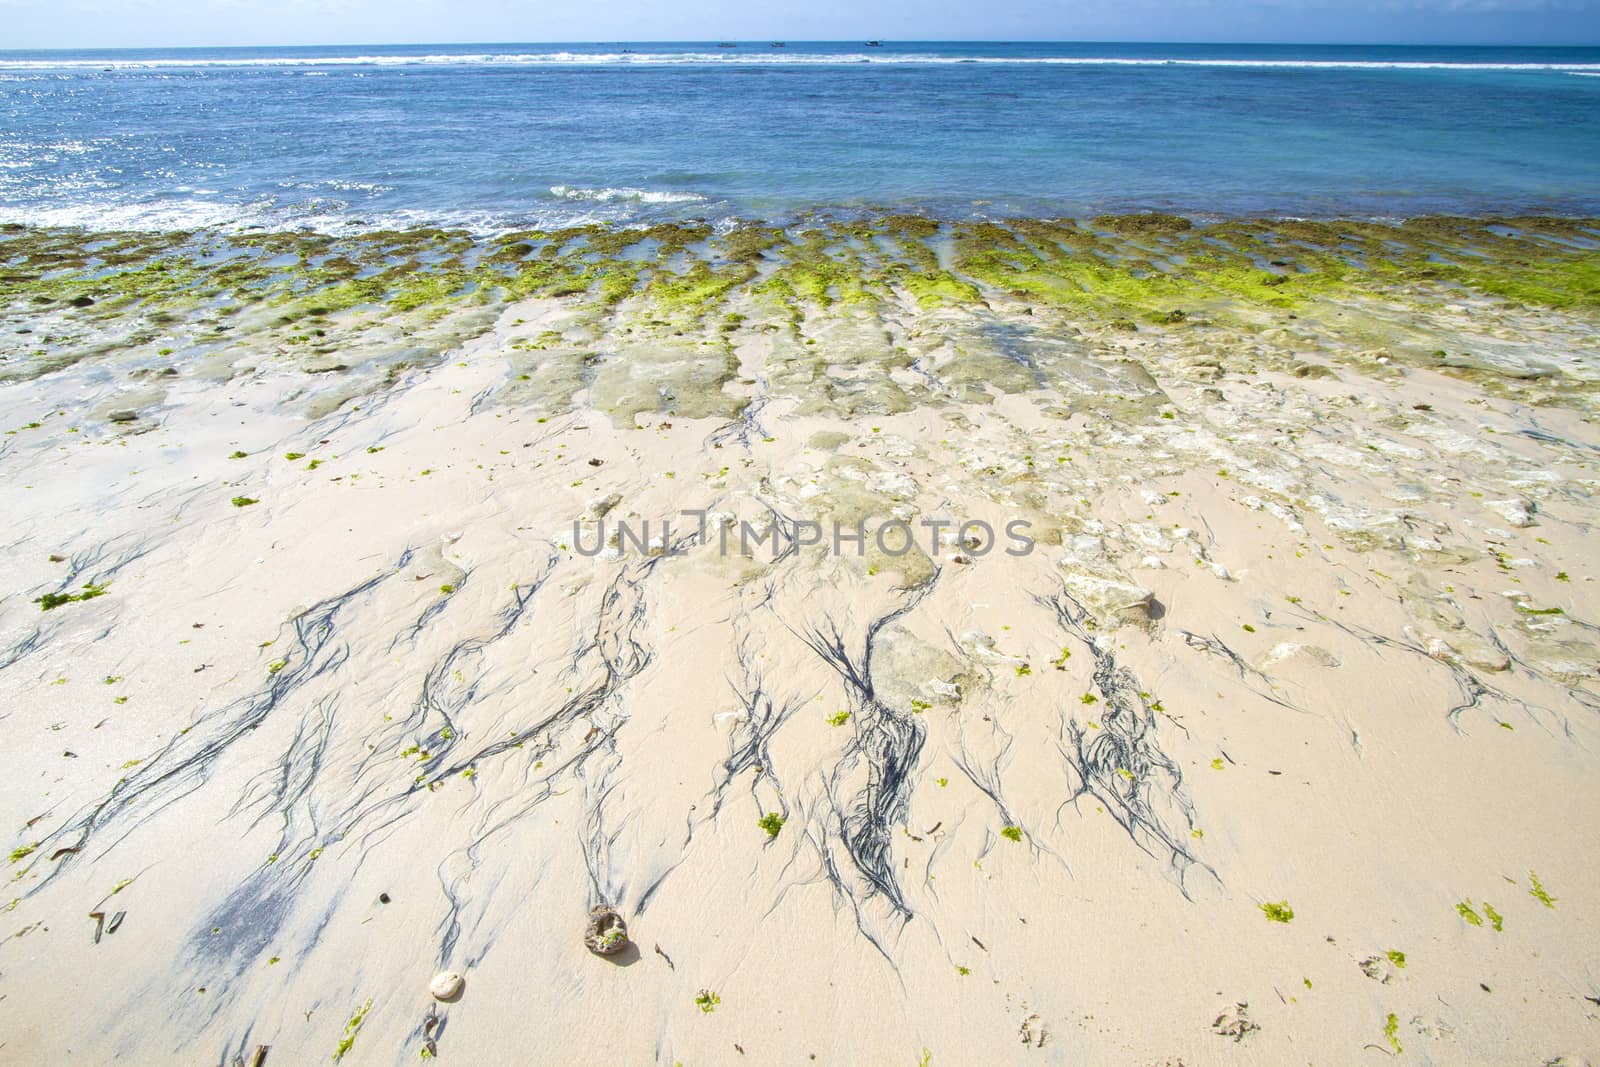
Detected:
left=1, top=284, right=1598, bottom=1065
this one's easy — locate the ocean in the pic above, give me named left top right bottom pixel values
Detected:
left=2, top=40, right=1598, bottom=233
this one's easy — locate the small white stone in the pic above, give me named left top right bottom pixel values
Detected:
left=430, top=971, right=464, bottom=1001
left=1486, top=498, right=1534, bottom=528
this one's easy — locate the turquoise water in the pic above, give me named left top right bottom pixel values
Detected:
left=2, top=41, right=1598, bottom=231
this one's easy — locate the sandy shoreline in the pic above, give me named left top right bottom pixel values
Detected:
left=1, top=216, right=1598, bottom=1064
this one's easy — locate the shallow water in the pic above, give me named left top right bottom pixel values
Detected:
left=2, top=41, right=1599, bottom=232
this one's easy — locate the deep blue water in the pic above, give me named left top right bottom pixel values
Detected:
left=2, top=41, right=1598, bottom=232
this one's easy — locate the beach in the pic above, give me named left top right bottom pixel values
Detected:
left=1, top=212, right=1598, bottom=1063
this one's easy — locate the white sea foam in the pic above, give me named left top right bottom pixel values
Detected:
left=0, top=197, right=283, bottom=232
left=0, top=193, right=710, bottom=236
left=549, top=185, right=707, bottom=204
left=276, top=178, right=395, bottom=194
left=0, top=52, right=1596, bottom=73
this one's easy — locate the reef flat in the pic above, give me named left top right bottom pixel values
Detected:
left=1, top=215, right=1597, bottom=1064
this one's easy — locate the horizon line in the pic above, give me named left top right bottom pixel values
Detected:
left=6, top=38, right=1600, bottom=53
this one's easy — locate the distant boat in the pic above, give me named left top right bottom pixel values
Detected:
left=865, top=41, right=883, bottom=47
left=770, top=42, right=786, bottom=48
left=717, top=42, right=737, bottom=48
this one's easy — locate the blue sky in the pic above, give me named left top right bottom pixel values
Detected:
left=2, top=0, right=1596, bottom=49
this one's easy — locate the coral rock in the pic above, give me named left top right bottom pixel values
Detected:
left=584, top=904, right=630, bottom=956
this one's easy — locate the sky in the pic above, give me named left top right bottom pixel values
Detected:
left=1, top=0, right=1596, bottom=50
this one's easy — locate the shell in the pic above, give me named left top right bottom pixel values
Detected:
left=429, top=971, right=465, bottom=1001
left=584, top=905, right=630, bottom=956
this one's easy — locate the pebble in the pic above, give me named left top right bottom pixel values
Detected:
left=429, top=971, right=464, bottom=1001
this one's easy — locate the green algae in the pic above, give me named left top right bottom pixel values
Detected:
left=1383, top=1012, right=1402, bottom=1053
left=6, top=216, right=1598, bottom=425
left=389, top=267, right=477, bottom=314
left=896, top=267, right=982, bottom=309
left=1000, top=826, right=1023, bottom=842
left=1442, top=255, right=1599, bottom=309
left=876, top=214, right=942, bottom=240
left=694, top=989, right=721, bottom=1013
left=1529, top=871, right=1557, bottom=908
left=758, top=812, right=785, bottom=838
left=717, top=221, right=787, bottom=263
left=1260, top=901, right=1294, bottom=923
left=1092, top=213, right=1194, bottom=236
left=757, top=227, right=882, bottom=312
left=35, top=583, right=109, bottom=611
left=332, top=998, right=373, bottom=1061
left=647, top=259, right=753, bottom=316
left=2, top=216, right=1589, bottom=341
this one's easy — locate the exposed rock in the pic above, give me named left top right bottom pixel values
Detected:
left=1059, top=571, right=1158, bottom=627
left=871, top=624, right=970, bottom=711
left=1424, top=635, right=1511, bottom=673
left=584, top=492, right=622, bottom=521
left=807, top=430, right=850, bottom=451
left=1485, top=498, right=1535, bottom=527
left=1259, top=643, right=1341, bottom=670
left=584, top=904, right=630, bottom=956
